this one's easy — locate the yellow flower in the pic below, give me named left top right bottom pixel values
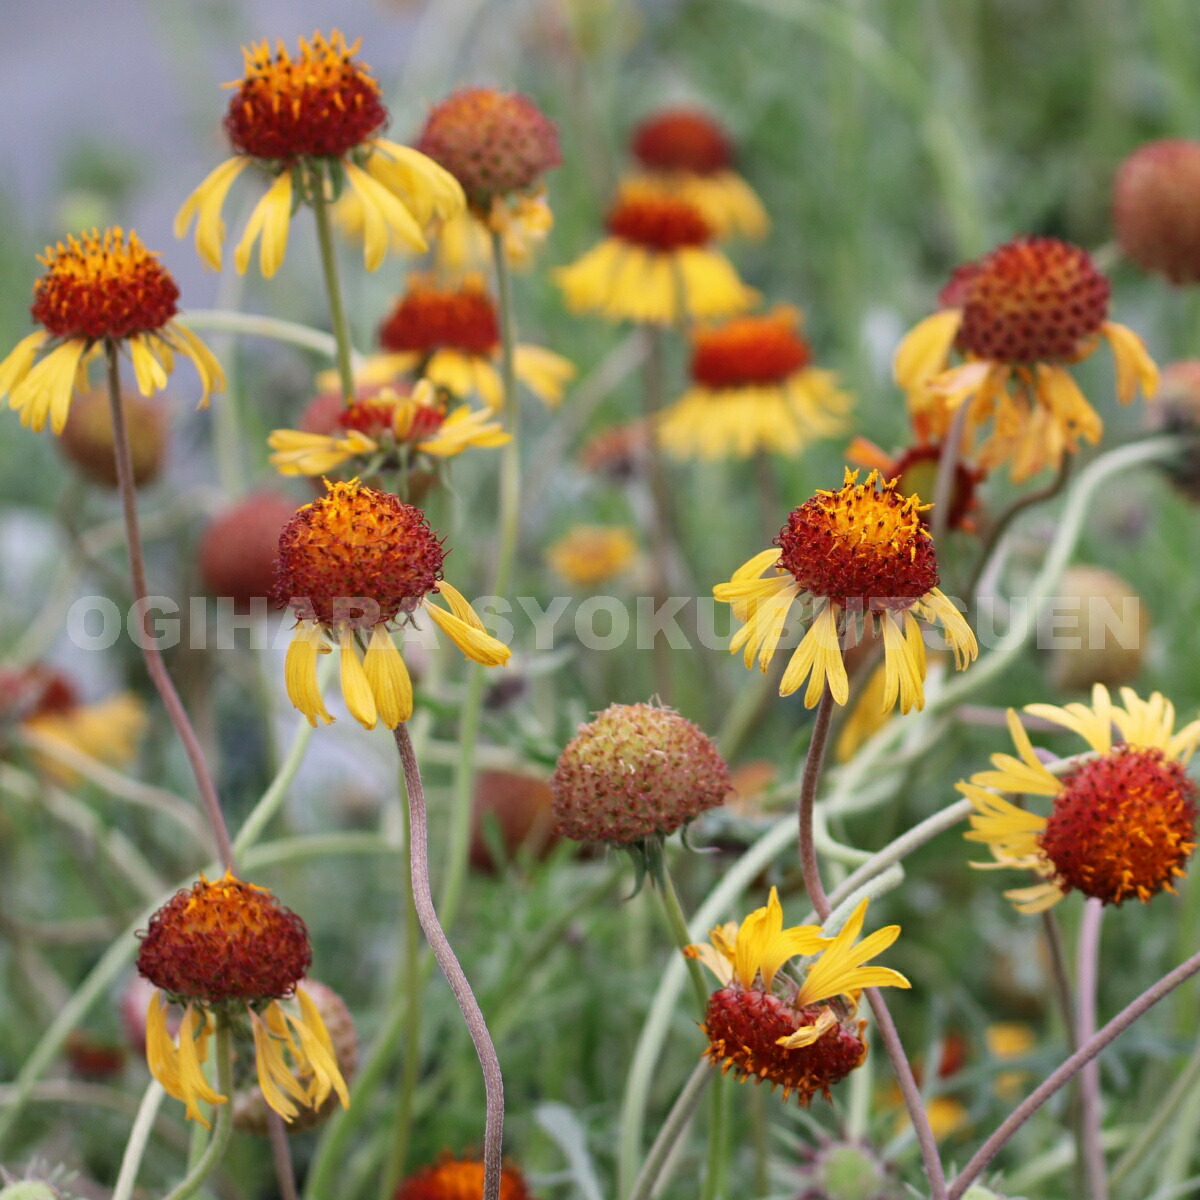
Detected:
left=273, top=480, right=510, bottom=730
left=714, top=469, right=977, bottom=713
left=659, top=309, right=850, bottom=459
left=894, top=236, right=1158, bottom=482
left=555, top=181, right=758, bottom=325
left=0, top=229, right=223, bottom=435
left=175, top=31, right=464, bottom=277
left=545, top=525, right=638, bottom=587
left=961, top=684, right=1200, bottom=912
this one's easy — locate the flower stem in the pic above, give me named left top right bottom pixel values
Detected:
left=489, top=225, right=521, bottom=601
left=1077, top=898, right=1108, bottom=1200
left=111, top=1082, right=166, bottom=1200
left=641, top=324, right=674, bottom=703
left=657, top=867, right=711, bottom=1015
left=104, top=344, right=235, bottom=872
left=797, top=683, right=947, bottom=1200
left=268, top=1111, right=301, bottom=1200
left=929, top=394, right=970, bottom=553
left=393, top=722, right=505, bottom=1200
left=947, top=945, right=1200, bottom=1199
left=624, top=1061, right=712, bottom=1200
left=161, top=1023, right=234, bottom=1200
left=310, top=169, right=356, bottom=405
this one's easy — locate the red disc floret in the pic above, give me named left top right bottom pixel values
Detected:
left=950, top=236, right=1111, bottom=363
left=32, top=229, right=179, bottom=341
left=889, top=444, right=982, bottom=532
left=631, top=108, right=733, bottom=175
left=224, top=31, right=387, bottom=161
left=1041, top=745, right=1198, bottom=905
left=691, top=313, right=811, bottom=388
left=272, top=481, right=445, bottom=627
left=607, top=191, right=712, bottom=250
left=379, top=279, right=501, bottom=356
left=703, top=987, right=867, bottom=1105
left=137, top=874, right=311, bottom=1004
left=775, top=475, right=939, bottom=611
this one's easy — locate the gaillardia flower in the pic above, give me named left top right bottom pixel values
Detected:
left=0, top=229, right=224, bottom=435
left=376, top=273, right=574, bottom=408
left=686, top=889, right=909, bottom=1104
left=394, top=1155, right=535, bottom=1200
left=714, top=469, right=977, bottom=712
left=962, top=685, right=1200, bottom=912
left=629, top=106, right=769, bottom=240
left=894, top=236, right=1158, bottom=482
left=176, top=31, right=464, bottom=276
left=555, top=181, right=758, bottom=325
left=545, top=524, right=638, bottom=587
left=137, top=872, right=349, bottom=1126
left=273, top=479, right=510, bottom=730
left=658, top=308, right=850, bottom=459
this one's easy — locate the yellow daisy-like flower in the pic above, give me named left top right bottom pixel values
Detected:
left=545, top=525, right=639, bottom=588
left=961, top=684, right=1200, bottom=913
left=137, top=872, right=349, bottom=1127
left=272, top=480, right=510, bottom=731
left=713, top=469, right=978, bottom=713
left=268, top=381, right=508, bottom=478
left=175, top=31, right=464, bottom=277
left=658, top=308, right=850, bottom=459
left=555, top=181, right=759, bottom=325
left=895, top=236, right=1159, bottom=483
left=686, top=889, right=909, bottom=1104
left=375, top=273, right=574, bottom=409
left=0, top=228, right=224, bottom=435
left=629, top=107, right=769, bottom=241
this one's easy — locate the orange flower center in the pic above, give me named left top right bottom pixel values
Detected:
left=703, top=986, right=867, bottom=1105
left=136, top=872, right=311, bottom=1004
left=607, top=191, right=712, bottom=250
left=395, top=1158, right=534, bottom=1200
left=1041, top=746, right=1198, bottom=906
left=775, top=471, right=938, bottom=611
left=948, top=236, right=1111, bottom=363
left=631, top=109, right=732, bottom=175
left=273, top=480, right=444, bottom=628
left=690, top=312, right=811, bottom=388
left=223, top=31, right=387, bottom=161
left=31, top=229, right=179, bottom=341
left=378, top=278, right=500, bottom=356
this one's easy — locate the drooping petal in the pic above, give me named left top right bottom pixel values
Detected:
left=0, top=330, right=48, bottom=399
left=235, top=170, right=294, bottom=278
left=287, top=990, right=351, bottom=1110
left=175, top=1006, right=227, bottom=1127
left=1102, top=321, right=1159, bottom=405
left=337, top=625, right=377, bottom=729
left=779, top=602, right=848, bottom=707
left=175, top=156, right=252, bottom=271
left=10, top=338, right=88, bottom=434
left=128, top=334, right=169, bottom=397
left=166, top=321, right=227, bottom=406
left=893, top=309, right=963, bottom=394
left=368, top=139, right=466, bottom=224
left=284, top=622, right=335, bottom=726
left=345, top=162, right=427, bottom=266
left=362, top=624, right=413, bottom=729
left=880, top=609, right=926, bottom=714
left=423, top=588, right=511, bottom=667
left=251, top=1010, right=306, bottom=1121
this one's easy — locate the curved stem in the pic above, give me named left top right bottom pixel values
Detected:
left=1077, top=899, right=1108, bottom=1200
left=179, top=310, right=341, bottom=360
left=111, top=1082, right=166, bottom=1200
left=161, top=1023, right=234, bottom=1200
left=625, top=1061, right=712, bottom=1200
left=798, top=686, right=837, bottom=915
left=394, top=723, right=505, bottom=1200
left=657, top=868, right=711, bottom=1015
left=929, top=396, right=970, bottom=553
left=104, top=345, right=235, bottom=871
left=310, top=172, right=356, bottom=404
left=947, top=946, right=1200, bottom=1199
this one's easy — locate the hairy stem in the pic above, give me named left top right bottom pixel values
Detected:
left=1077, top=899, right=1108, bottom=1200
left=625, top=1061, right=712, bottom=1200
left=310, top=171, right=356, bottom=404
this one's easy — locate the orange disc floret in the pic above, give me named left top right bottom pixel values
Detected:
left=378, top=277, right=501, bottom=356
left=223, top=31, right=387, bottom=161
left=272, top=480, right=444, bottom=627
left=136, top=872, right=311, bottom=1004
left=690, top=312, right=811, bottom=388
left=1113, top=140, right=1200, bottom=284
left=950, top=236, right=1111, bottom=363
left=415, top=87, right=561, bottom=210
left=631, top=108, right=732, bottom=175
left=393, top=1156, right=535, bottom=1200
left=775, top=471, right=938, bottom=611
left=1040, top=746, right=1198, bottom=906
left=31, top=229, right=179, bottom=341
left=702, top=987, right=868, bottom=1105
left=607, top=189, right=712, bottom=250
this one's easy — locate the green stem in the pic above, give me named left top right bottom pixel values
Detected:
left=161, top=1024, right=234, bottom=1200
left=180, top=310, right=342, bottom=360
left=490, top=226, right=521, bottom=601
left=641, top=324, right=674, bottom=703
left=624, top=1062, right=712, bottom=1200
left=439, top=664, right=486, bottom=929
left=111, top=1082, right=166, bottom=1200
left=703, top=1078, right=727, bottom=1200
left=310, top=169, right=357, bottom=404
left=657, top=868, right=710, bottom=1015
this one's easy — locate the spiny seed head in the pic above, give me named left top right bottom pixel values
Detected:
left=415, top=87, right=561, bottom=211
left=378, top=275, right=500, bottom=356
left=59, top=387, right=167, bottom=489
left=945, top=236, right=1110, bottom=363
left=393, top=1156, right=535, bottom=1200
left=1041, top=745, right=1198, bottom=905
left=136, top=872, right=312, bottom=1004
left=272, top=480, right=445, bottom=628
left=32, top=228, right=178, bottom=341
left=631, top=108, right=733, bottom=175
left=776, top=470, right=938, bottom=611
left=690, top=310, right=811, bottom=388
left=224, top=31, right=387, bottom=161
left=703, top=986, right=867, bottom=1105
left=1114, top=139, right=1200, bottom=284
left=550, top=702, right=730, bottom=844
left=606, top=185, right=712, bottom=250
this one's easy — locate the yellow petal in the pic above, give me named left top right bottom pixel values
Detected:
left=893, top=309, right=962, bottom=393
left=880, top=609, right=926, bottom=714
left=796, top=898, right=910, bottom=1008
left=284, top=622, right=335, bottom=726
left=779, top=603, right=848, bottom=706
left=251, top=1011, right=304, bottom=1121
left=338, top=625, right=377, bottom=729
left=10, top=338, right=88, bottom=434
left=345, top=161, right=427, bottom=266
left=167, top=321, right=227, bottom=405
left=288, top=990, right=350, bottom=1110
left=362, top=624, right=413, bottom=729
left=235, top=170, right=293, bottom=278
left=175, top=156, right=251, bottom=271
left=423, top=601, right=511, bottom=667
left=1102, top=321, right=1159, bottom=405
left=175, top=1006, right=227, bottom=1126
left=128, top=334, right=169, bottom=397
left=368, top=139, right=466, bottom=223
left=0, top=330, right=48, bottom=399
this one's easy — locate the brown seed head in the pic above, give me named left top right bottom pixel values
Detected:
left=199, top=493, right=298, bottom=611
left=59, top=387, right=167, bottom=489
left=1113, top=140, right=1200, bottom=284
